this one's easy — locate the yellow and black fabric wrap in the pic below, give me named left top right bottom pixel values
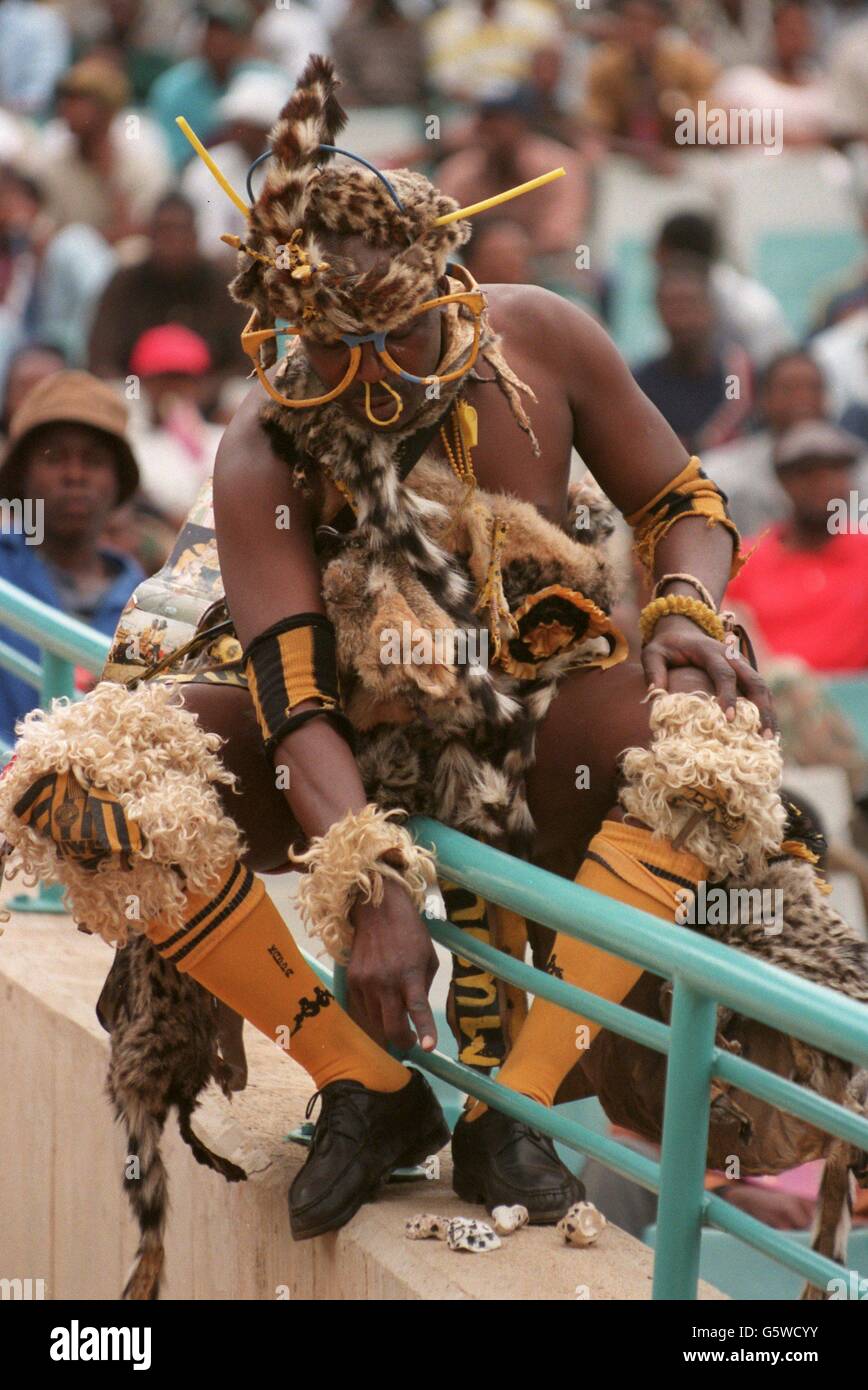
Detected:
left=242, top=611, right=354, bottom=756
left=13, top=767, right=143, bottom=870
left=626, top=456, right=744, bottom=582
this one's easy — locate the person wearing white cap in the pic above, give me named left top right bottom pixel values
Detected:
left=181, top=68, right=289, bottom=259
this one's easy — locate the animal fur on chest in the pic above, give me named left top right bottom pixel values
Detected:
left=318, top=456, right=622, bottom=851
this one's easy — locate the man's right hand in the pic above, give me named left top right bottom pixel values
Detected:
left=347, top=879, right=439, bottom=1055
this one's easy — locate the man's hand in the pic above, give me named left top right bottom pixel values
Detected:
left=641, top=613, right=776, bottom=736
left=347, top=879, right=439, bottom=1055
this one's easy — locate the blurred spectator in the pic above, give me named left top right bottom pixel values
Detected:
left=424, top=0, right=562, bottom=104
left=0, top=370, right=144, bottom=743
left=525, top=43, right=581, bottom=146
left=148, top=0, right=278, bottom=170
left=0, top=0, right=72, bottom=117
left=88, top=192, right=245, bottom=385
left=436, top=91, right=588, bottom=256
left=0, top=166, right=50, bottom=386
left=0, top=342, right=66, bottom=438
left=32, top=56, right=172, bottom=241
left=181, top=68, right=288, bottom=260
left=582, top=0, right=717, bottom=160
left=463, top=216, right=534, bottom=285
left=810, top=189, right=868, bottom=332
left=674, top=0, right=774, bottom=68
left=727, top=421, right=868, bottom=673
left=79, top=0, right=177, bottom=105
left=0, top=163, right=115, bottom=379
left=712, top=1, right=833, bottom=148
left=811, top=307, right=868, bottom=426
left=99, top=492, right=178, bottom=577
left=331, top=0, right=426, bottom=108
left=655, top=210, right=793, bottom=369
left=704, top=349, right=829, bottom=536
left=55, top=0, right=198, bottom=52
left=126, top=324, right=223, bottom=527
left=633, top=259, right=753, bottom=454
left=252, top=0, right=330, bottom=83
left=827, top=10, right=868, bottom=142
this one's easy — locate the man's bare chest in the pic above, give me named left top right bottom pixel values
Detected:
left=447, top=350, right=575, bottom=522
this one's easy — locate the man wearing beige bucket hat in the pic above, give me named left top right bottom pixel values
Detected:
left=0, top=370, right=144, bottom=744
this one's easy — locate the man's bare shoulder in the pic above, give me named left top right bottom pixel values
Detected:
left=484, top=282, right=614, bottom=384
left=215, top=368, right=300, bottom=482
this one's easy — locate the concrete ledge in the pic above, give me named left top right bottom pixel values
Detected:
left=0, top=898, right=726, bottom=1300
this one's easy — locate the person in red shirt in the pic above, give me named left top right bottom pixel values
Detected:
left=727, top=420, right=868, bottom=672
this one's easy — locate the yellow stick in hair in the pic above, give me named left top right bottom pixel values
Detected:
left=433, top=167, right=566, bottom=227
left=175, top=116, right=250, bottom=218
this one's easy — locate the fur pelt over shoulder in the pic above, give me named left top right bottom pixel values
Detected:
left=322, top=457, right=626, bottom=852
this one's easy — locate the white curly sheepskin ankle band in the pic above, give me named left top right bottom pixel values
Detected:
left=0, top=681, right=245, bottom=944
left=291, top=804, right=437, bottom=963
left=619, top=691, right=787, bottom=881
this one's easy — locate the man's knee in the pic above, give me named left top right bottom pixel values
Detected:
left=527, top=661, right=653, bottom=862
left=175, top=684, right=300, bottom=874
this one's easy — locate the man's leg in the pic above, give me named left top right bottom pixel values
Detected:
left=452, top=664, right=711, bottom=1215
left=155, top=685, right=412, bottom=1093
left=11, top=680, right=448, bottom=1239
left=513, top=660, right=710, bottom=1101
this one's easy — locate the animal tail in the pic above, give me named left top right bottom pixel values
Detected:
left=115, top=1094, right=169, bottom=1302
left=800, top=1139, right=854, bottom=1300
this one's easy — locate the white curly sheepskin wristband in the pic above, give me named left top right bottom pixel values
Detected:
left=291, top=804, right=437, bottom=964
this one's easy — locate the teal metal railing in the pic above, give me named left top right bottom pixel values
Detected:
left=3, top=576, right=868, bottom=1298
left=385, top=818, right=868, bottom=1301
left=0, top=577, right=110, bottom=911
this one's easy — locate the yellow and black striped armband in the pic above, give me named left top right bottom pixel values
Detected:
left=625, top=456, right=745, bottom=582
left=242, top=613, right=355, bottom=757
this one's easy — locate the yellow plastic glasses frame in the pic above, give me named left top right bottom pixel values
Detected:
left=240, top=280, right=487, bottom=411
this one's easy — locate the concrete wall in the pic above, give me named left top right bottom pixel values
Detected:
left=0, top=899, right=725, bottom=1301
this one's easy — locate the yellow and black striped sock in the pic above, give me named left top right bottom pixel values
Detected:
left=469, top=820, right=707, bottom=1113
left=145, top=860, right=409, bottom=1093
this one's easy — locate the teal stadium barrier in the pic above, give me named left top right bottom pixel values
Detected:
left=3, top=577, right=868, bottom=1299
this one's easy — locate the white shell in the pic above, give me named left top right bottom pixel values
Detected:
left=491, top=1204, right=529, bottom=1235
left=446, top=1217, right=501, bottom=1252
left=557, top=1201, right=607, bottom=1247
left=423, top=885, right=447, bottom=920
left=405, top=1213, right=450, bottom=1241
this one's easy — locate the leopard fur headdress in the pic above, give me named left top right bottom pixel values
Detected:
left=230, top=53, right=474, bottom=341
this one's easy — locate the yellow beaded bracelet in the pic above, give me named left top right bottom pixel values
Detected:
left=639, top=594, right=727, bottom=645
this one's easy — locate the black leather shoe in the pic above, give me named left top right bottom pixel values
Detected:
left=452, top=1107, right=584, bottom=1223
left=289, top=1069, right=450, bottom=1240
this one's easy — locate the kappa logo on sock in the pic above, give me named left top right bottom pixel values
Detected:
left=267, top=943, right=295, bottom=978
left=291, top=985, right=332, bottom=1037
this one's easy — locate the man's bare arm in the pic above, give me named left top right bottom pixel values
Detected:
left=213, top=382, right=439, bottom=1049
left=540, top=292, right=774, bottom=729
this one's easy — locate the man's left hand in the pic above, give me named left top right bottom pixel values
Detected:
left=641, top=613, right=776, bottom=737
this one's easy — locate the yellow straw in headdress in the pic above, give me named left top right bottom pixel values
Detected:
left=175, top=116, right=250, bottom=218
left=175, top=112, right=564, bottom=235
left=433, top=168, right=566, bottom=227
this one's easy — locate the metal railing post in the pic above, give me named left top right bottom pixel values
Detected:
left=652, top=977, right=718, bottom=1299
left=6, top=649, right=78, bottom=914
